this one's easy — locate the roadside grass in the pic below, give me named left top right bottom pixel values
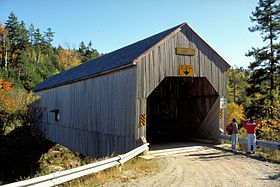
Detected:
left=61, top=157, right=159, bottom=187
left=237, top=142, right=280, bottom=163
left=254, top=148, right=280, bottom=164
left=221, top=140, right=279, bottom=163
left=36, top=144, right=93, bottom=176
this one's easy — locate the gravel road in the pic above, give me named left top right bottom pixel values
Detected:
left=105, top=142, right=280, bottom=187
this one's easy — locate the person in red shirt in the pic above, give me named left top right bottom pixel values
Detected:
left=242, top=117, right=258, bottom=154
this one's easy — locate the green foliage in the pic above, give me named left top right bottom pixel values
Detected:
left=78, top=41, right=101, bottom=63
left=1, top=12, right=101, bottom=92
left=246, top=0, right=280, bottom=120
left=227, top=67, right=250, bottom=106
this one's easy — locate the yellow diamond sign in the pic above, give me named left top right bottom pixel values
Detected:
left=179, top=65, right=193, bottom=77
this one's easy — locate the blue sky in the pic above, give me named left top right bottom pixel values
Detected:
left=0, top=0, right=262, bottom=68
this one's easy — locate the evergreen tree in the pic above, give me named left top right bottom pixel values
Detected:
left=18, top=21, right=29, bottom=50
left=44, top=28, right=54, bottom=47
left=28, top=24, right=35, bottom=45
left=78, top=41, right=100, bottom=63
left=5, top=12, right=20, bottom=67
left=246, top=0, right=280, bottom=120
left=34, top=28, right=43, bottom=48
left=33, top=28, right=43, bottom=63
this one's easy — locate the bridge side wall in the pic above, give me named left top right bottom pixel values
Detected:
left=37, top=67, right=137, bottom=157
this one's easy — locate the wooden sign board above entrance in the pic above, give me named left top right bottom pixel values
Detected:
left=179, top=65, right=193, bottom=77
left=176, top=47, right=195, bottom=56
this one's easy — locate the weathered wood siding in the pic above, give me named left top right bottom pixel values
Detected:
left=37, top=67, right=137, bottom=157
left=136, top=25, right=229, bottom=140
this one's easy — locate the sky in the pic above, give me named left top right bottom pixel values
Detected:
left=0, top=0, right=263, bottom=68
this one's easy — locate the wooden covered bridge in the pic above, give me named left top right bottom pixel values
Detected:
left=33, top=23, right=230, bottom=158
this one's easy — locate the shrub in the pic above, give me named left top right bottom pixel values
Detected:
left=0, top=78, right=41, bottom=135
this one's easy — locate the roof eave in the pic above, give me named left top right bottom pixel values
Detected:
left=132, top=23, right=185, bottom=64
left=33, top=62, right=136, bottom=92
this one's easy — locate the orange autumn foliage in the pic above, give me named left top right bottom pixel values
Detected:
left=0, top=79, right=15, bottom=113
left=0, top=79, right=13, bottom=92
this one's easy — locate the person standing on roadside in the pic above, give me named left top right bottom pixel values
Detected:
left=242, top=117, right=258, bottom=154
left=231, top=117, right=239, bottom=152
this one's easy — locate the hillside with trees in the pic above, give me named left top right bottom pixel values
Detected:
left=0, top=12, right=101, bottom=135
left=227, top=0, right=279, bottom=141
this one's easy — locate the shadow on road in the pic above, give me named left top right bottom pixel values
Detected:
left=188, top=151, right=233, bottom=159
left=268, top=173, right=280, bottom=180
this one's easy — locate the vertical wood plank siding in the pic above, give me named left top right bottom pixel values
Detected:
left=136, top=25, right=228, bottom=139
left=37, top=24, right=229, bottom=158
left=38, top=67, right=137, bottom=157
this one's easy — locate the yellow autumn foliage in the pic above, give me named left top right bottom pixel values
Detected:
left=58, top=49, right=81, bottom=70
left=227, top=102, right=245, bottom=124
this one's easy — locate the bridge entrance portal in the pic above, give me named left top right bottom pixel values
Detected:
left=146, top=77, right=219, bottom=143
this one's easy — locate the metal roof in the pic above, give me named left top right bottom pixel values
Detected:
left=33, top=24, right=183, bottom=92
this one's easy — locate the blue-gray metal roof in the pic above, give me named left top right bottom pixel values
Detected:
left=33, top=24, right=183, bottom=92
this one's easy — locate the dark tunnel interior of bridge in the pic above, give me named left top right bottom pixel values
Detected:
left=146, top=77, right=219, bottom=143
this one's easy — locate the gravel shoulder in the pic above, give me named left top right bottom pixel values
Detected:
left=104, top=142, right=280, bottom=187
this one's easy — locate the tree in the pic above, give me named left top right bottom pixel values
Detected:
left=227, top=67, right=250, bottom=105
left=5, top=12, right=20, bottom=68
left=78, top=41, right=100, bottom=63
left=44, top=28, right=54, bottom=47
left=58, top=48, right=81, bottom=70
left=18, top=21, right=29, bottom=51
left=0, top=23, right=8, bottom=69
left=246, top=0, right=280, bottom=120
left=43, top=28, right=55, bottom=56
left=33, top=28, right=44, bottom=63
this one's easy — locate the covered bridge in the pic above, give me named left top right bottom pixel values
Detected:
left=33, top=23, right=230, bottom=157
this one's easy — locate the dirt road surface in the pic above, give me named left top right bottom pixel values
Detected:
left=105, top=142, right=280, bottom=187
